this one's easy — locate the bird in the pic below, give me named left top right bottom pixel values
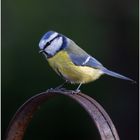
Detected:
left=39, top=31, right=135, bottom=93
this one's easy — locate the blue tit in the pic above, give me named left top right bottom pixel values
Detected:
left=39, top=31, right=135, bottom=92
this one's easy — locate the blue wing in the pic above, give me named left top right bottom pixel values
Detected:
left=65, top=40, right=103, bottom=69
left=69, top=53, right=103, bottom=69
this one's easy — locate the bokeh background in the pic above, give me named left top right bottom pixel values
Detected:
left=2, top=0, right=138, bottom=140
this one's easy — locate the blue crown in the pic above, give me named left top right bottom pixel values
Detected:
left=39, top=31, right=68, bottom=50
left=41, top=31, right=55, bottom=40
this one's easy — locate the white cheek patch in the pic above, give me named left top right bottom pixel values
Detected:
left=39, top=32, right=58, bottom=49
left=45, top=37, right=63, bottom=56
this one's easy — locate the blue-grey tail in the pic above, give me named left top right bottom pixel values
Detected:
left=102, top=68, right=136, bottom=83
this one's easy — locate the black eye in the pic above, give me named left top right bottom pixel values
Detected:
left=43, top=41, right=51, bottom=50
left=46, top=41, right=51, bottom=46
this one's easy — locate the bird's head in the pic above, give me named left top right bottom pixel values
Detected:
left=39, top=31, right=68, bottom=58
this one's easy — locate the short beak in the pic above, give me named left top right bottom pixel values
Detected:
left=39, top=50, right=44, bottom=53
left=39, top=50, right=49, bottom=58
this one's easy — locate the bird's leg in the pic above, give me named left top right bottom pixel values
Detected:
left=47, top=82, right=82, bottom=94
left=47, top=81, right=67, bottom=92
left=63, top=83, right=82, bottom=94
left=71, top=83, right=82, bottom=94
left=54, top=81, right=67, bottom=90
left=76, top=83, right=82, bottom=92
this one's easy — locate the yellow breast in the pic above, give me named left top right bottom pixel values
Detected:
left=47, top=51, right=103, bottom=84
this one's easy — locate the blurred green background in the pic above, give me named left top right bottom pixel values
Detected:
left=2, top=0, right=138, bottom=139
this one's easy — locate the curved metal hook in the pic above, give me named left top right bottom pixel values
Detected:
left=5, top=90, right=120, bottom=140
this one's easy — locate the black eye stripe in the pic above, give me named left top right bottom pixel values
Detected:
left=43, top=34, right=61, bottom=50
left=43, top=41, right=50, bottom=50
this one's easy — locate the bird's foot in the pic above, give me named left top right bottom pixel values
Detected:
left=46, top=87, right=66, bottom=93
left=46, top=88, right=80, bottom=94
left=71, top=89, right=81, bottom=94
left=46, top=82, right=81, bottom=94
left=59, top=89, right=81, bottom=94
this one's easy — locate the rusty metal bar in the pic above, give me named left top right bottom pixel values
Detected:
left=5, top=90, right=120, bottom=140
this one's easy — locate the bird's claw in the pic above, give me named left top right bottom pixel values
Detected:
left=46, top=87, right=66, bottom=93
left=59, top=89, right=81, bottom=94
left=71, top=89, right=81, bottom=94
left=46, top=88, right=81, bottom=94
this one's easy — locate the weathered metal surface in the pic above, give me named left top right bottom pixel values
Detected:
left=5, top=90, right=120, bottom=140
